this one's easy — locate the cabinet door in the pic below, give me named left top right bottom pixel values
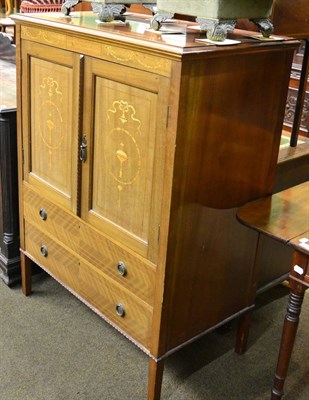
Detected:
left=21, top=41, right=82, bottom=213
left=81, top=57, right=169, bottom=263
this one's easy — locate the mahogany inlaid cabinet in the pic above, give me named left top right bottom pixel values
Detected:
left=13, top=12, right=298, bottom=400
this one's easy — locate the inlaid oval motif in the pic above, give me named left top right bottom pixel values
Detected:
left=104, top=127, right=141, bottom=187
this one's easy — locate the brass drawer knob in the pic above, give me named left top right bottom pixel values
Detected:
left=39, top=208, right=47, bottom=221
left=115, top=303, right=125, bottom=317
left=117, top=261, right=127, bottom=277
left=40, top=245, right=48, bottom=257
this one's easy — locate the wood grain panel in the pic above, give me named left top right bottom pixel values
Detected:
left=21, top=26, right=66, bottom=47
left=172, top=50, right=294, bottom=210
left=100, top=44, right=172, bottom=77
left=21, top=40, right=81, bottom=212
left=23, top=183, right=81, bottom=251
left=25, top=221, right=153, bottom=348
left=164, top=207, right=259, bottom=350
left=78, top=260, right=153, bottom=348
left=92, top=77, right=156, bottom=242
left=25, top=222, right=80, bottom=291
left=158, top=48, right=295, bottom=353
left=81, top=57, right=169, bottom=262
left=21, top=27, right=172, bottom=77
left=272, top=0, right=309, bottom=38
left=78, top=223, right=156, bottom=306
left=237, top=181, right=309, bottom=241
left=23, top=183, right=156, bottom=305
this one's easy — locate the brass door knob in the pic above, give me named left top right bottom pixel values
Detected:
left=39, top=208, right=47, bottom=220
left=40, top=245, right=48, bottom=257
left=117, top=261, right=127, bottom=276
left=115, top=303, right=125, bottom=317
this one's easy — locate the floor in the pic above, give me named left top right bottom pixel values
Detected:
left=0, top=6, right=15, bottom=40
left=0, top=58, right=16, bottom=109
left=0, top=28, right=16, bottom=110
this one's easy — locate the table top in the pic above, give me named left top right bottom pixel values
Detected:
left=237, top=181, right=309, bottom=254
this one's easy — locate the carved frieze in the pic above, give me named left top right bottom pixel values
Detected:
left=284, top=87, right=309, bottom=134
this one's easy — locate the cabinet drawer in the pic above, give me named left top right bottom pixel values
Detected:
left=78, top=225, right=156, bottom=306
left=78, top=261, right=153, bottom=349
left=23, top=184, right=80, bottom=251
left=24, top=222, right=81, bottom=292
left=24, top=222, right=153, bottom=349
left=23, top=184, right=156, bottom=305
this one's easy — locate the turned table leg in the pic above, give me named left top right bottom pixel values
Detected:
left=271, top=289, right=305, bottom=399
left=148, top=358, right=164, bottom=400
left=21, top=252, right=32, bottom=296
left=290, top=39, right=309, bottom=147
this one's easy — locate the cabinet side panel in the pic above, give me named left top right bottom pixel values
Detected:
left=163, top=48, right=295, bottom=351
left=174, top=51, right=292, bottom=210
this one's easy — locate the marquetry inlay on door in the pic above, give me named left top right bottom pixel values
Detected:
left=21, top=41, right=81, bottom=212
left=82, top=57, right=169, bottom=261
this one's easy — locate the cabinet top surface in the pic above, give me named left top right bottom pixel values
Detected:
left=12, top=11, right=298, bottom=57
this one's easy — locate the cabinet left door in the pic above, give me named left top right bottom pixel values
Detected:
left=21, top=41, right=82, bottom=213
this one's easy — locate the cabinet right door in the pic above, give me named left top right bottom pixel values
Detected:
left=81, top=57, right=170, bottom=263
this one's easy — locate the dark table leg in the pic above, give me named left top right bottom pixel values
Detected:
left=271, top=289, right=305, bottom=399
left=290, top=39, right=309, bottom=147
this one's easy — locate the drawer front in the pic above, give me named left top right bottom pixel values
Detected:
left=24, top=222, right=153, bottom=348
left=78, top=224, right=156, bottom=307
left=78, top=261, right=153, bottom=349
left=23, top=184, right=156, bottom=305
left=24, top=222, right=81, bottom=292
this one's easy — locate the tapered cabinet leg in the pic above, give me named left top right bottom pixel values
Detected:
left=21, top=252, right=32, bottom=296
left=271, top=290, right=305, bottom=399
left=235, top=311, right=252, bottom=354
left=148, top=358, right=164, bottom=400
